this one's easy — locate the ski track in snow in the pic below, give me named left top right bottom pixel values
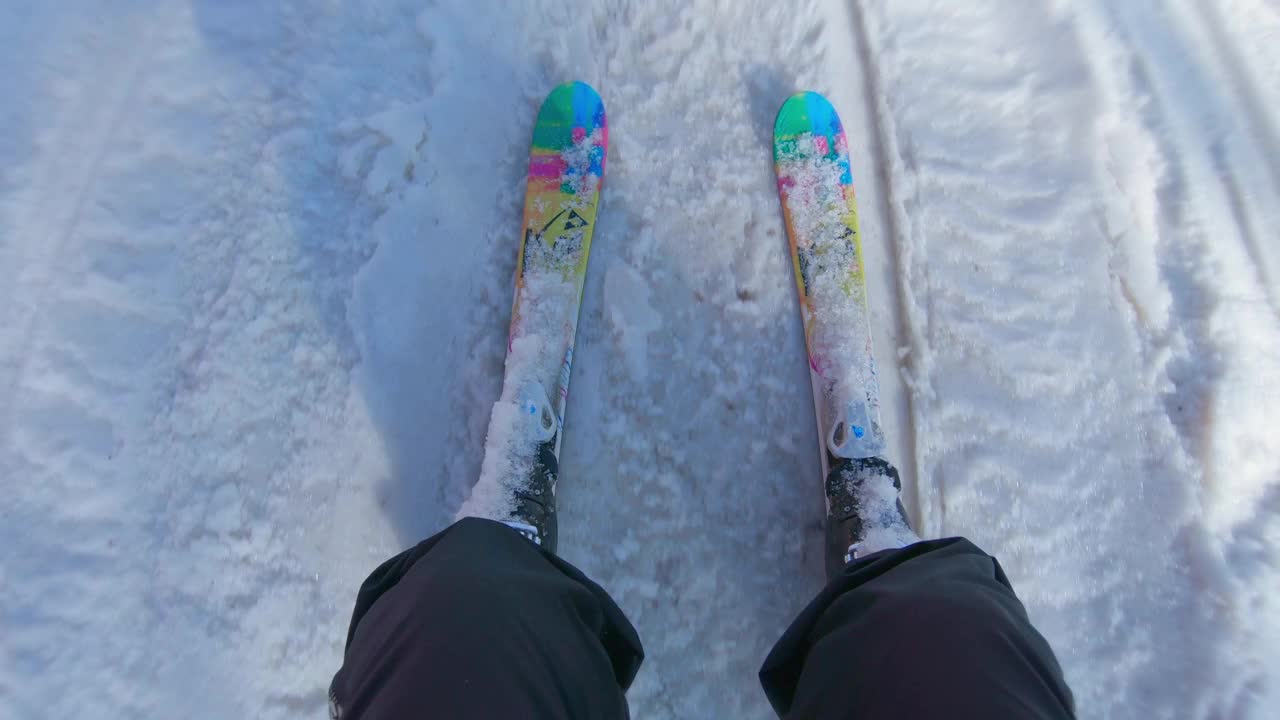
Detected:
left=860, top=1, right=1280, bottom=716
left=1, top=1, right=1277, bottom=718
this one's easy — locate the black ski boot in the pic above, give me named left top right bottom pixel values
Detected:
left=825, top=456, right=915, bottom=578
left=506, top=439, right=559, bottom=554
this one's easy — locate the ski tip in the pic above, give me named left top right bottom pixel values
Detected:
left=552, top=80, right=602, bottom=104
left=780, top=90, right=829, bottom=107
left=534, top=81, right=607, bottom=150
left=774, top=91, right=844, bottom=161
left=775, top=91, right=838, bottom=134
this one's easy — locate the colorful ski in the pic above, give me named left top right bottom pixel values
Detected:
left=775, top=92, right=915, bottom=576
left=510, top=81, right=607, bottom=439
left=774, top=91, right=885, bottom=474
left=464, top=81, right=607, bottom=552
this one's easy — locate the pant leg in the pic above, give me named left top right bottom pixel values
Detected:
left=760, top=537, right=1075, bottom=719
left=330, top=517, right=644, bottom=719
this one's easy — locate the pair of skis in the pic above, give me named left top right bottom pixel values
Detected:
left=469, top=82, right=901, bottom=572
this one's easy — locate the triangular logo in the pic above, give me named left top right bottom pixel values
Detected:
left=535, top=208, right=593, bottom=252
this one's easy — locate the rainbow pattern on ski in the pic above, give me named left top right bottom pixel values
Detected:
left=513, top=81, right=606, bottom=322
left=774, top=91, right=885, bottom=465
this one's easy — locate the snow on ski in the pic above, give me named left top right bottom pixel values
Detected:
left=774, top=91, right=885, bottom=474
left=458, top=81, right=607, bottom=549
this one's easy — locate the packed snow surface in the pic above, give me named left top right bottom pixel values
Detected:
left=2, top=1, right=1278, bottom=718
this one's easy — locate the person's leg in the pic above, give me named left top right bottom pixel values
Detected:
left=760, top=537, right=1075, bottom=719
left=330, top=517, right=643, bottom=719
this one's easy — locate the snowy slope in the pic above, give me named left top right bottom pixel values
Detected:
left=1, top=1, right=1277, bottom=718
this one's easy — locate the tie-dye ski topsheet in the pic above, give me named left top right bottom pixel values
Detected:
left=508, top=81, right=606, bottom=447
left=774, top=91, right=885, bottom=464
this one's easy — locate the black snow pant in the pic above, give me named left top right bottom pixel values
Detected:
left=329, top=517, right=1075, bottom=719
